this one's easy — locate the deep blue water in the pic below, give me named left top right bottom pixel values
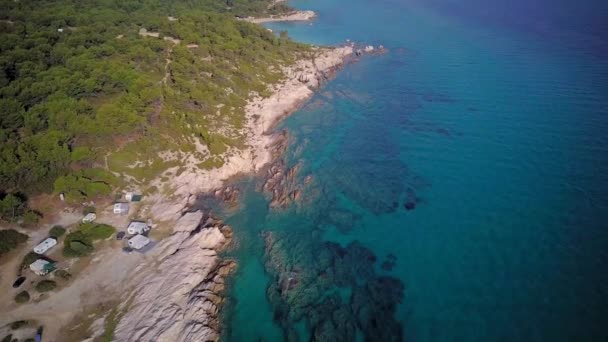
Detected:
left=218, top=0, right=608, bottom=340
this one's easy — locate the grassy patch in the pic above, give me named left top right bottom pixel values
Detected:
left=107, top=136, right=181, bottom=182
left=99, top=308, right=124, bottom=342
left=198, top=157, right=225, bottom=170
left=80, top=223, right=115, bottom=240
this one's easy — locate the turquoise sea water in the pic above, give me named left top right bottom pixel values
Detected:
left=215, top=0, right=608, bottom=340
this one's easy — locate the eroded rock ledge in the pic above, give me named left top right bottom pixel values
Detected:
left=114, top=211, right=235, bottom=342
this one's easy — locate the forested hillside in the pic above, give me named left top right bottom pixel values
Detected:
left=0, top=0, right=306, bottom=207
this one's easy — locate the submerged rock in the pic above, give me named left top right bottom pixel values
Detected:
left=404, top=187, right=420, bottom=211
left=381, top=260, right=396, bottom=271
left=352, top=277, right=404, bottom=341
left=213, top=186, right=240, bottom=205
left=263, top=158, right=306, bottom=209
left=262, top=231, right=405, bottom=341
left=326, top=209, right=359, bottom=233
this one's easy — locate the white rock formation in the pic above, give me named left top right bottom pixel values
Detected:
left=114, top=211, right=233, bottom=342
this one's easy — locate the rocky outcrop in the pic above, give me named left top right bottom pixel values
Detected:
left=257, top=130, right=315, bottom=209
left=354, top=44, right=388, bottom=57
left=212, top=186, right=240, bottom=206
left=263, top=159, right=305, bottom=209
left=114, top=211, right=234, bottom=342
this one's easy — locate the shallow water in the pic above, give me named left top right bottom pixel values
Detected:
left=217, top=0, right=608, bottom=340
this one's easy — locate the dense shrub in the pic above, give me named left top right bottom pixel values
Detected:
left=63, top=233, right=93, bottom=257
left=83, top=206, right=96, bottom=215
left=0, top=0, right=303, bottom=195
left=66, top=240, right=94, bottom=257
left=0, top=194, right=26, bottom=222
left=0, top=229, right=28, bottom=255
left=35, top=280, right=57, bottom=292
left=10, top=320, right=28, bottom=330
left=55, top=269, right=72, bottom=280
left=53, top=170, right=115, bottom=202
left=63, top=223, right=115, bottom=257
left=49, top=225, right=66, bottom=238
left=22, top=210, right=42, bottom=225
left=20, top=252, right=40, bottom=270
left=14, top=291, right=30, bottom=303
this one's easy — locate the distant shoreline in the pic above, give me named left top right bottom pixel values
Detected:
left=240, top=10, right=316, bottom=24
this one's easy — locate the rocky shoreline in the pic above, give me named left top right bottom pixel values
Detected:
left=151, top=45, right=354, bottom=203
left=98, top=36, right=387, bottom=340
left=109, top=44, right=358, bottom=341
left=0, top=41, right=378, bottom=341
left=0, top=9, right=385, bottom=341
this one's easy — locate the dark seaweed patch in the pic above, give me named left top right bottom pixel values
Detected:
left=382, top=253, right=398, bottom=271
left=264, top=233, right=404, bottom=341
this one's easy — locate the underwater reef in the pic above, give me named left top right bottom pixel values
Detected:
left=263, top=231, right=404, bottom=341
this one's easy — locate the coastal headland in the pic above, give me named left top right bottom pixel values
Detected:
left=0, top=1, right=389, bottom=338
left=0, top=23, right=381, bottom=342
left=115, top=44, right=356, bottom=340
